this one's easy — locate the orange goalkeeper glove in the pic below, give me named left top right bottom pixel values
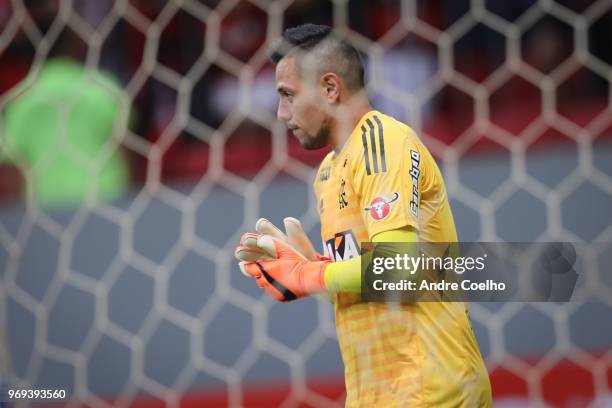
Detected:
left=238, top=234, right=331, bottom=301
left=235, top=217, right=325, bottom=262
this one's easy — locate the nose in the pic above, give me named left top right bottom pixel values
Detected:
left=277, top=99, right=290, bottom=122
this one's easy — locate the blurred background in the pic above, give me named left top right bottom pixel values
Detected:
left=1, top=0, right=612, bottom=407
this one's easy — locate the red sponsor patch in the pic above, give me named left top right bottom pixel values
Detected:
left=364, top=193, right=399, bottom=221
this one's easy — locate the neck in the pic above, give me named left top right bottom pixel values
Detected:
left=330, top=93, right=372, bottom=152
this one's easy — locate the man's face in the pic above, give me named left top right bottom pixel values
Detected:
left=275, top=57, right=331, bottom=149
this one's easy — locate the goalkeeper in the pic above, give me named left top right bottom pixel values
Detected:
left=235, top=24, right=492, bottom=407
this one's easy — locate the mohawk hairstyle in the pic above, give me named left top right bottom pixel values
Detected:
left=269, top=24, right=332, bottom=64
left=269, top=24, right=365, bottom=91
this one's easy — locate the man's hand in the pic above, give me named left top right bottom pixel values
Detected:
left=238, top=234, right=331, bottom=301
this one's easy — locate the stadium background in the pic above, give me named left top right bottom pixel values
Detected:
left=1, top=0, right=612, bottom=407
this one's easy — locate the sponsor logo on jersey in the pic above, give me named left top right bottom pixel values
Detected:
left=409, top=150, right=420, bottom=217
left=364, top=192, right=400, bottom=221
left=339, top=179, right=348, bottom=209
left=319, top=166, right=331, bottom=182
left=324, top=230, right=360, bottom=261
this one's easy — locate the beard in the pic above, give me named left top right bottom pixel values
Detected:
left=301, top=116, right=332, bottom=150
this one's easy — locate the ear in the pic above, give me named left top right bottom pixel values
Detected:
left=320, top=73, right=341, bottom=103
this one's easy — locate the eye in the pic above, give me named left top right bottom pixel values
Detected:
left=279, top=90, right=293, bottom=102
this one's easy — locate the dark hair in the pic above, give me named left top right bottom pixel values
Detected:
left=269, top=24, right=331, bottom=64
left=269, top=24, right=365, bottom=91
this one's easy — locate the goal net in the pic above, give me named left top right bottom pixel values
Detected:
left=1, top=0, right=612, bottom=407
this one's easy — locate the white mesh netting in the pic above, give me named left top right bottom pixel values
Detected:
left=1, top=0, right=612, bottom=407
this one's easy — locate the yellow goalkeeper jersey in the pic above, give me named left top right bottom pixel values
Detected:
left=314, top=110, right=492, bottom=407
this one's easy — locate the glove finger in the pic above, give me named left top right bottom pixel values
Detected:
left=241, top=232, right=279, bottom=259
left=284, top=217, right=318, bottom=260
left=240, top=232, right=261, bottom=248
left=258, top=234, right=308, bottom=260
left=239, top=262, right=263, bottom=278
left=256, top=218, right=288, bottom=241
left=255, top=277, right=266, bottom=289
left=235, top=245, right=273, bottom=263
left=256, top=234, right=281, bottom=258
left=238, top=262, right=248, bottom=277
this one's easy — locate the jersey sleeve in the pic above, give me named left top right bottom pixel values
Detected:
left=351, top=116, right=426, bottom=240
